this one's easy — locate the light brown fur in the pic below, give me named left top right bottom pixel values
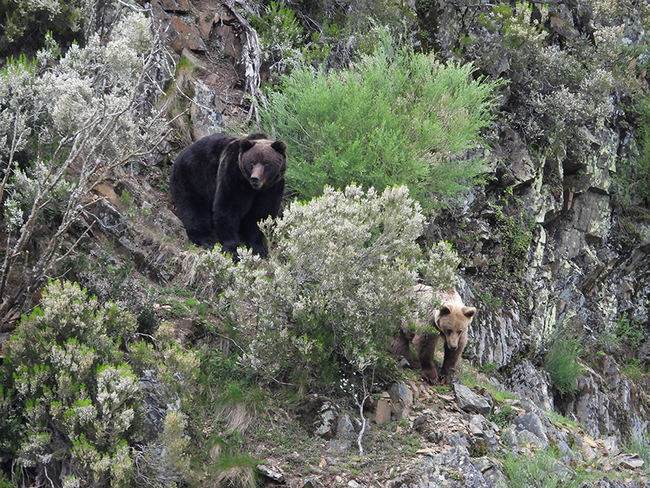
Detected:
left=391, top=285, right=476, bottom=384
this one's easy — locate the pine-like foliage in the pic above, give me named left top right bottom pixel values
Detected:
left=259, top=32, right=500, bottom=206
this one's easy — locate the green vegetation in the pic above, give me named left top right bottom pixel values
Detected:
left=615, top=97, right=650, bottom=207
left=502, top=447, right=585, bottom=488
left=487, top=405, right=516, bottom=429
left=0, top=0, right=90, bottom=58
left=545, top=410, right=582, bottom=431
left=621, top=359, right=649, bottom=382
left=2, top=281, right=141, bottom=487
left=544, top=337, right=583, bottom=396
left=1, top=0, right=649, bottom=486
left=190, top=185, right=460, bottom=389
left=461, top=371, right=517, bottom=403
left=627, top=433, right=650, bottom=473
left=493, top=203, right=535, bottom=272
left=250, top=1, right=329, bottom=73
left=614, top=312, right=646, bottom=349
left=259, top=31, right=499, bottom=206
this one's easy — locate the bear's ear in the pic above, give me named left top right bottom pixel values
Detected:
left=271, top=140, right=287, bottom=156
left=439, top=305, right=451, bottom=316
left=463, top=307, right=476, bottom=318
left=240, top=139, right=256, bottom=153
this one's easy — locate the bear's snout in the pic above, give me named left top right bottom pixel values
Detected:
left=249, top=164, right=265, bottom=189
left=250, top=176, right=261, bottom=188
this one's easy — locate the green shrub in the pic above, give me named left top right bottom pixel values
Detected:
left=487, top=405, right=516, bottom=429
left=614, top=311, right=646, bottom=348
left=544, top=337, right=583, bottom=396
left=2, top=280, right=141, bottom=487
left=259, top=32, right=499, bottom=207
left=189, top=185, right=459, bottom=388
left=503, top=447, right=584, bottom=488
left=0, top=0, right=91, bottom=58
left=0, top=9, right=170, bottom=324
left=615, top=96, right=650, bottom=206
left=250, top=1, right=329, bottom=74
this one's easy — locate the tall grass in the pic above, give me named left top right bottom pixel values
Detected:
left=544, top=337, right=583, bottom=396
left=503, top=448, right=584, bottom=488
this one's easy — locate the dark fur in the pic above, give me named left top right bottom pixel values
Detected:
left=170, top=132, right=287, bottom=258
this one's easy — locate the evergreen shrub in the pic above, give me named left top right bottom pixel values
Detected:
left=2, top=280, right=141, bottom=487
left=0, top=8, right=170, bottom=324
left=258, top=33, right=499, bottom=206
left=0, top=0, right=91, bottom=58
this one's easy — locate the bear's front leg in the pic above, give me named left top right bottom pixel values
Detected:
left=213, top=192, right=252, bottom=261
left=440, top=343, right=464, bottom=384
left=240, top=213, right=267, bottom=257
left=240, top=186, right=284, bottom=257
left=417, top=332, right=441, bottom=384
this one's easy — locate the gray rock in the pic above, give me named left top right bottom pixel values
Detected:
left=447, top=432, right=470, bottom=448
left=326, top=438, right=352, bottom=454
left=413, top=413, right=429, bottom=432
left=300, top=478, right=317, bottom=488
left=256, top=464, right=283, bottom=482
left=618, top=454, right=644, bottom=470
left=454, top=383, right=492, bottom=414
left=314, top=402, right=338, bottom=438
left=513, top=412, right=548, bottom=446
left=505, top=359, right=554, bottom=411
left=427, top=430, right=444, bottom=443
left=603, top=435, right=620, bottom=456
left=556, top=439, right=573, bottom=456
left=190, top=79, right=223, bottom=141
left=516, top=429, right=548, bottom=449
left=139, top=369, right=167, bottom=441
left=389, top=382, right=414, bottom=419
left=469, top=414, right=486, bottom=436
left=483, top=429, right=500, bottom=453
left=336, top=414, right=356, bottom=439
left=394, top=446, right=510, bottom=487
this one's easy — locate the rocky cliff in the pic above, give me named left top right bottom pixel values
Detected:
left=1, top=0, right=648, bottom=486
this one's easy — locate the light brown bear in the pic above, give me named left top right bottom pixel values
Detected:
left=391, top=285, right=476, bottom=384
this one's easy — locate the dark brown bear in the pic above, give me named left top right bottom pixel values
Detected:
left=170, top=132, right=287, bottom=258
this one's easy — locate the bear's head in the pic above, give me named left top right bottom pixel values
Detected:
left=238, top=137, right=287, bottom=190
left=435, top=303, right=476, bottom=350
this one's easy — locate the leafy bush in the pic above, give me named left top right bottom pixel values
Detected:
left=439, top=1, right=630, bottom=173
left=487, top=405, right=516, bottom=429
left=250, top=1, right=329, bottom=75
left=615, top=97, right=650, bottom=207
left=2, top=280, right=141, bottom=487
left=188, top=185, right=459, bottom=388
left=259, top=32, right=499, bottom=206
left=544, top=336, right=583, bottom=396
left=0, top=7, right=171, bottom=325
left=0, top=0, right=91, bottom=58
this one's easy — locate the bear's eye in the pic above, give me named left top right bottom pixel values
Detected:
left=445, top=329, right=453, bottom=335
